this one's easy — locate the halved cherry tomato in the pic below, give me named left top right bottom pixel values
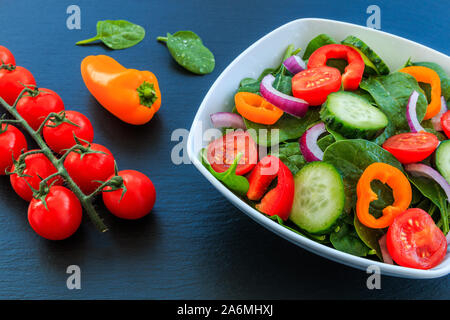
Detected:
left=399, top=66, right=441, bottom=120
left=0, top=65, right=36, bottom=105
left=234, top=92, right=283, bottom=125
left=0, top=124, right=27, bottom=175
left=10, top=151, right=62, bottom=202
left=43, top=111, right=94, bottom=154
left=307, top=44, right=365, bottom=91
left=387, top=208, right=447, bottom=269
left=17, top=88, right=65, bottom=131
left=247, top=155, right=294, bottom=220
left=207, top=130, right=257, bottom=176
left=356, top=162, right=412, bottom=229
left=0, top=46, right=15, bottom=65
left=382, top=132, right=439, bottom=164
left=28, top=186, right=82, bottom=240
left=291, top=66, right=341, bottom=106
left=441, top=110, right=450, bottom=138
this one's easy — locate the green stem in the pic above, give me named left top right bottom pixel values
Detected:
left=76, top=35, right=101, bottom=45
left=156, top=36, right=168, bottom=43
left=0, top=94, right=108, bottom=233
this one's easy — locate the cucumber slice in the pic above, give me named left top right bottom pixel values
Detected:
left=289, top=162, right=345, bottom=234
left=436, top=140, right=450, bottom=183
left=320, top=91, right=388, bottom=140
left=342, top=35, right=390, bottom=75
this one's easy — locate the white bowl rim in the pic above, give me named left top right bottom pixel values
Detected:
left=187, top=18, right=450, bottom=279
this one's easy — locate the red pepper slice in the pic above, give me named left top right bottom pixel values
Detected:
left=307, top=44, right=365, bottom=91
left=247, top=155, right=294, bottom=220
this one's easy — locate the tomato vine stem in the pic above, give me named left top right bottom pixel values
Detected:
left=0, top=92, right=108, bottom=233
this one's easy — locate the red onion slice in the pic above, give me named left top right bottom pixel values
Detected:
left=431, top=96, right=447, bottom=132
left=210, top=112, right=246, bottom=130
left=406, top=90, right=426, bottom=133
left=405, top=163, right=450, bottom=203
left=299, top=122, right=326, bottom=162
left=282, top=55, right=306, bottom=75
left=260, top=74, right=309, bottom=118
left=378, top=234, right=394, bottom=265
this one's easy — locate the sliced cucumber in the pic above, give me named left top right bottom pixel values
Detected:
left=436, top=140, right=450, bottom=183
left=320, top=91, right=388, bottom=140
left=289, top=162, right=345, bottom=234
left=342, top=35, right=390, bottom=75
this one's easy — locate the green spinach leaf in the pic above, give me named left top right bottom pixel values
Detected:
left=237, top=78, right=260, bottom=94
left=353, top=213, right=383, bottom=259
left=76, top=20, right=145, bottom=50
left=158, top=31, right=215, bottom=75
left=270, top=142, right=305, bottom=175
left=323, top=139, right=403, bottom=213
left=330, top=223, right=372, bottom=257
left=303, top=34, right=337, bottom=60
left=200, top=149, right=249, bottom=195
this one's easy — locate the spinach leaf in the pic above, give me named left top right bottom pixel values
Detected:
left=268, top=215, right=328, bottom=243
left=200, top=149, right=249, bottom=195
left=317, top=134, right=335, bottom=151
left=244, top=109, right=321, bottom=147
left=360, top=72, right=428, bottom=133
left=303, top=34, right=337, bottom=60
left=158, top=31, right=215, bottom=75
left=353, top=213, right=383, bottom=259
left=330, top=223, right=372, bottom=257
left=270, top=142, right=305, bottom=175
left=407, top=175, right=449, bottom=234
left=272, top=72, right=292, bottom=95
left=237, top=78, right=260, bottom=94
left=76, top=20, right=145, bottom=50
left=323, top=139, right=403, bottom=213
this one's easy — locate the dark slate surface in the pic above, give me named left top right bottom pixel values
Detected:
left=0, top=0, right=448, bottom=299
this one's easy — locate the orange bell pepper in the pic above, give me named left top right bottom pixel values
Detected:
left=399, top=66, right=441, bottom=120
left=81, top=55, right=161, bottom=125
left=235, top=92, right=283, bottom=125
left=356, top=162, right=412, bottom=229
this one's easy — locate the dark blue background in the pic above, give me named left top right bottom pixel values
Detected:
left=0, top=0, right=448, bottom=299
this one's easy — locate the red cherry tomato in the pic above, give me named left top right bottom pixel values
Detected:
left=382, top=132, right=439, bottom=164
left=441, top=110, right=450, bottom=139
left=102, top=170, right=156, bottom=220
left=10, top=151, right=62, bottom=201
left=43, top=111, right=94, bottom=154
left=16, top=88, right=65, bottom=131
left=291, top=66, right=342, bottom=105
left=0, top=124, right=27, bottom=175
left=0, top=46, right=15, bottom=65
left=64, top=143, right=115, bottom=194
left=387, top=208, right=447, bottom=270
left=28, top=186, right=82, bottom=240
left=207, top=130, right=258, bottom=175
left=0, top=66, right=36, bottom=105
left=307, top=44, right=365, bottom=91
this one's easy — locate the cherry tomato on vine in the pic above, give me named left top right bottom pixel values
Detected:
left=102, top=170, right=156, bottom=220
left=441, top=110, right=450, bottom=139
left=387, top=208, right=447, bottom=270
left=17, top=88, right=65, bottom=131
left=0, top=46, right=15, bottom=65
left=10, top=151, right=62, bottom=201
left=0, top=124, right=27, bottom=175
left=43, top=110, right=94, bottom=154
left=0, top=66, right=36, bottom=105
left=64, top=143, right=115, bottom=194
left=207, top=130, right=258, bottom=176
left=291, top=66, right=342, bottom=106
left=382, top=132, right=439, bottom=164
left=28, top=186, right=82, bottom=240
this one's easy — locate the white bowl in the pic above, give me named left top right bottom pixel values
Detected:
left=187, top=18, right=450, bottom=279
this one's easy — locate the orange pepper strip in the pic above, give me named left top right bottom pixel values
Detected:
left=81, top=55, right=161, bottom=125
left=399, top=66, right=441, bottom=120
left=235, top=92, right=283, bottom=125
left=356, top=162, right=412, bottom=229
